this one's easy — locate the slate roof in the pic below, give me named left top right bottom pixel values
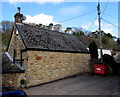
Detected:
left=2, top=53, right=25, bottom=73
left=16, top=23, right=89, bottom=53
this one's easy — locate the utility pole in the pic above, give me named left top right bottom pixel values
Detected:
left=97, top=2, right=103, bottom=62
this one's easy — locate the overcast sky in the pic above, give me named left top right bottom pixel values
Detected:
left=1, top=0, right=119, bottom=37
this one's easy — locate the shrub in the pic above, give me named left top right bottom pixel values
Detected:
left=20, top=79, right=26, bottom=84
left=102, top=36, right=109, bottom=44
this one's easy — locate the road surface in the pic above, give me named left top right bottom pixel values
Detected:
left=24, top=73, right=119, bottom=95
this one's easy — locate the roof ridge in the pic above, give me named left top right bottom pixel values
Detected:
left=22, top=23, right=74, bottom=36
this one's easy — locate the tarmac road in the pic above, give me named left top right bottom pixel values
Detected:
left=24, top=73, right=120, bottom=95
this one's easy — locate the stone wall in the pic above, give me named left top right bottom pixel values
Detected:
left=7, top=28, right=25, bottom=59
left=2, top=50, right=90, bottom=88
left=3, top=29, right=26, bottom=88
left=25, top=51, right=90, bottom=87
left=2, top=51, right=27, bottom=88
left=2, top=73, right=26, bottom=88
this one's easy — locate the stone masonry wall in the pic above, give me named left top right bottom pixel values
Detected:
left=25, top=51, right=90, bottom=87
left=3, top=28, right=26, bottom=88
left=2, top=73, right=26, bottom=88
left=2, top=51, right=28, bottom=88
left=2, top=50, right=90, bottom=88
left=7, top=28, right=25, bottom=59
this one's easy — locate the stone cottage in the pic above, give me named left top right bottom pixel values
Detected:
left=2, top=7, right=90, bottom=88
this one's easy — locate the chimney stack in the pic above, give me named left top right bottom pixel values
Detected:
left=14, top=7, right=23, bottom=23
left=17, top=7, right=20, bottom=13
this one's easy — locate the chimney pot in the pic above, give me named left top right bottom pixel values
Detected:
left=18, top=7, right=20, bottom=13
left=14, top=7, right=23, bottom=23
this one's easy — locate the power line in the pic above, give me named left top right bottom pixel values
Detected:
left=87, top=16, right=97, bottom=31
left=101, top=0, right=109, bottom=18
left=101, top=12, right=119, bottom=20
left=58, top=10, right=96, bottom=23
left=102, top=18, right=120, bottom=29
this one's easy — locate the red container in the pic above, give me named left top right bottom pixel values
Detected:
left=94, top=64, right=107, bottom=75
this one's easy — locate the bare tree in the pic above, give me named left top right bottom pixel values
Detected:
left=72, top=27, right=85, bottom=36
left=48, top=23, right=53, bottom=30
left=65, top=27, right=72, bottom=34
left=1, top=21, right=13, bottom=32
left=1, top=21, right=13, bottom=51
left=39, top=23, right=43, bottom=28
left=53, top=24, right=62, bottom=32
left=42, top=25, right=46, bottom=29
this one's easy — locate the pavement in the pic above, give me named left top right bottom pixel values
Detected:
left=23, top=73, right=120, bottom=95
